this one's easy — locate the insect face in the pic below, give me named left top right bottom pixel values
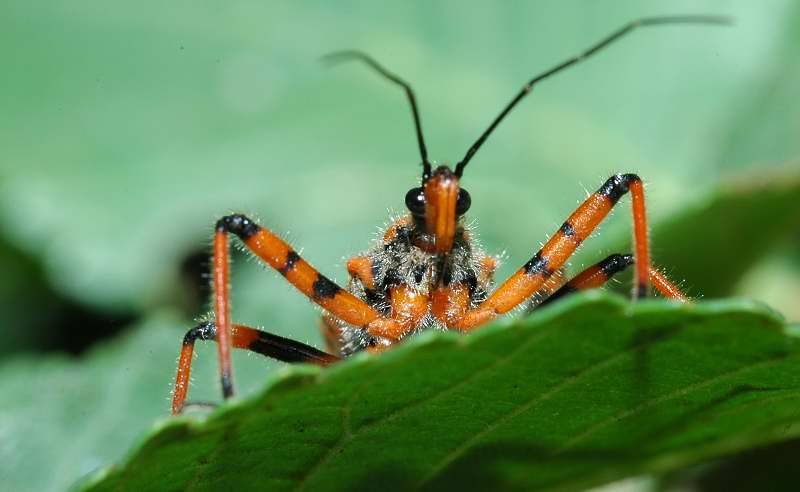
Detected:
left=405, top=165, right=472, bottom=255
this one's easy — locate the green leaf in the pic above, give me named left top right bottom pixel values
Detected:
left=660, top=436, right=800, bottom=491
left=77, top=294, right=800, bottom=492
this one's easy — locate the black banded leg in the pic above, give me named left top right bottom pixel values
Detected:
left=540, top=254, right=635, bottom=307
left=525, top=268, right=567, bottom=313
left=172, top=321, right=339, bottom=415
left=229, top=323, right=341, bottom=365
left=208, top=212, right=381, bottom=409
left=456, top=174, right=651, bottom=331
left=216, top=213, right=384, bottom=329
left=173, top=321, right=216, bottom=415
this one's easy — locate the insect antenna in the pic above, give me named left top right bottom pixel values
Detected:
left=323, top=51, right=432, bottom=182
left=454, top=15, right=732, bottom=177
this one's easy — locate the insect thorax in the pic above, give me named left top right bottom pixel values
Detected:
left=333, top=215, right=495, bottom=356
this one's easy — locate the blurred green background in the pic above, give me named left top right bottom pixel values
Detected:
left=0, top=1, right=799, bottom=491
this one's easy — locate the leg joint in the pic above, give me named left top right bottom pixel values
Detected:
left=598, top=253, right=635, bottom=276
left=182, top=321, right=216, bottom=345
left=597, top=173, right=641, bottom=204
left=216, top=214, right=261, bottom=240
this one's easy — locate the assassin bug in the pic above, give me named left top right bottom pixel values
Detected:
left=172, top=15, right=729, bottom=415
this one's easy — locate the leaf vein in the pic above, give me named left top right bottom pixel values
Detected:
left=416, top=333, right=648, bottom=487
left=556, top=354, right=799, bottom=453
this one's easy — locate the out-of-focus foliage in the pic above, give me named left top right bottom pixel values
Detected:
left=1, top=1, right=798, bottom=321
left=0, top=313, right=182, bottom=492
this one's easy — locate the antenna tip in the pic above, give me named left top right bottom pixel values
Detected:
left=320, top=50, right=371, bottom=67
left=641, top=14, right=735, bottom=27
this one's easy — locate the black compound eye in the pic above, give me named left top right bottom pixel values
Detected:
left=405, top=187, right=425, bottom=215
left=456, top=188, right=471, bottom=215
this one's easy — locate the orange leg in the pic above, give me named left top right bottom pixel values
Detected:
left=172, top=322, right=339, bottom=415
left=649, top=268, right=689, bottom=302
left=455, top=174, right=651, bottom=331
left=542, top=253, right=688, bottom=307
left=347, top=256, right=377, bottom=291
left=216, top=215, right=384, bottom=328
left=542, top=254, right=689, bottom=304
left=541, top=254, right=634, bottom=306
left=478, top=255, right=498, bottom=287
left=196, top=215, right=403, bottom=407
left=526, top=269, right=568, bottom=310
left=212, top=229, right=234, bottom=400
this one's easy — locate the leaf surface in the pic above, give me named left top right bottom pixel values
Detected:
left=78, top=295, right=800, bottom=492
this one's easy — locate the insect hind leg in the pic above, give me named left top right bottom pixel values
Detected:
left=172, top=322, right=339, bottom=415
left=539, top=253, right=688, bottom=308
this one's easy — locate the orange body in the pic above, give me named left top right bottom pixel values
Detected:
left=322, top=170, right=683, bottom=356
